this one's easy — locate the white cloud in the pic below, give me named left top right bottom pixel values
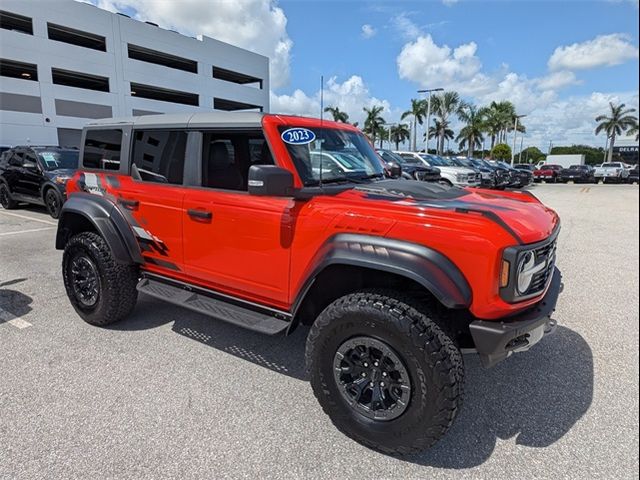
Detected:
left=520, top=91, right=639, bottom=149
left=442, top=0, right=459, bottom=5
left=548, top=33, right=639, bottom=71
left=397, top=35, right=483, bottom=93
left=271, top=75, right=395, bottom=126
left=391, top=13, right=423, bottom=40
left=90, top=0, right=293, bottom=88
left=361, top=24, right=376, bottom=39
left=535, top=70, right=581, bottom=90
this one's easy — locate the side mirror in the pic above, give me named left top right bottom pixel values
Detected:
left=387, top=162, right=402, bottom=179
left=248, top=165, right=294, bottom=196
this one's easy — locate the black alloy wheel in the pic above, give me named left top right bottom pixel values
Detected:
left=333, top=336, right=411, bottom=421
left=45, top=189, right=62, bottom=218
left=70, top=254, right=101, bottom=308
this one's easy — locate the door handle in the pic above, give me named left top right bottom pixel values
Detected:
left=118, top=198, right=139, bottom=210
left=187, top=208, right=213, bottom=221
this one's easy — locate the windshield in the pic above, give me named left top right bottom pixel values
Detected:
left=602, top=163, right=621, bottom=168
left=474, top=158, right=492, bottom=169
left=36, top=150, right=79, bottom=171
left=280, top=127, right=384, bottom=186
left=569, top=165, right=583, bottom=169
left=378, top=150, right=417, bottom=165
left=455, top=158, right=477, bottom=169
left=421, top=154, right=451, bottom=167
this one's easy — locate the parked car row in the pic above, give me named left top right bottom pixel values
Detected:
left=528, top=162, right=639, bottom=184
left=376, top=150, right=533, bottom=190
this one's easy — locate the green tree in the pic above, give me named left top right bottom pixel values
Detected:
left=491, top=143, right=512, bottom=161
left=520, top=146, right=545, bottom=164
left=456, top=104, right=486, bottom=157
left=401, top=98, right=426, bottom=152
left=389, top=123, right=411, bottom=150
left=427, top=119, right=454, bottom=146
left=323, top=106, right=349, bottom=123
left=431, top=91, right=464, bottom=154
left=627, top=120, right=639, bottom=141
left=362, top=105, right=386, bottom=145
left=484, top=101, right=519, bottom=147
left=595, top=102, right=637, bottom=162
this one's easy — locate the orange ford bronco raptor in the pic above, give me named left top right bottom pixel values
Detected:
left=56, top=112, right=562, bottom=454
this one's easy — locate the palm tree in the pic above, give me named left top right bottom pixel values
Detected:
left=627, top=119, right=639, bottom=141
left=482, top=101, right=520, bottom=145
left=389, top=124, right=411, bottom=150
left=457, top=104, right=486, bottom=157
left=427, top=119, right=454, bottom=147
left=377, top=126, right=388, bottom=148
left=431, top=91, right=465, bottom=154
left=401, top=99, right=426, bottom=152
left=362, top=105, right=386, bottom=145
left=324, top=106, right=349, bottom=123
left=595, top=102, right=637, bottom=162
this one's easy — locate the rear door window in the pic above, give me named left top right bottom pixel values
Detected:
left=130, top=130, right=187, bottom=184
left=83, top=129, right=122, bottom=171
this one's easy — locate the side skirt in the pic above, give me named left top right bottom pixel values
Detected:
left=137, top=273, right=291, bottom=335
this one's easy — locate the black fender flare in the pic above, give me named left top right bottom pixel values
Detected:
left=293, top=234, right=472, bottom=313
left=55, top=193, right=143, bottom=265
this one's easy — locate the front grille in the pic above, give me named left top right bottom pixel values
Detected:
left=524, top=239, right=557, bottom=296
left=415, top=171, right=439, bottom=181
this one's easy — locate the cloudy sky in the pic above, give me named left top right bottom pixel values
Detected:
left=90, top=0, right=639, bottom=151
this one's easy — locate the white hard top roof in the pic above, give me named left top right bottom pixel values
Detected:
left=86, top=111, right=266, bottom=129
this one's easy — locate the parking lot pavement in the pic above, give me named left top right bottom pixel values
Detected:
left=0, top=184, right=638, bottom=479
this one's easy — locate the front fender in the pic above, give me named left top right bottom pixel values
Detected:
left=55, top=193, right=143, bottom=265
left=294, top=234, right=472, bottom=311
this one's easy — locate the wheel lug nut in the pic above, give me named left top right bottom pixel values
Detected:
left=380, top=382, right=385, bottom=387
left=369, top=382, right=374, bottom=387
left=382, top=372, right=387, bottom=377
left=363, top=362, right=369, bottom=367
left=361, top=372, right=367, bottom=377
left=374, top=362, right=379, bottom=367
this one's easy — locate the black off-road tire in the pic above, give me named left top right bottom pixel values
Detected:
left=44, top=188, right=63, bottom=219
left=62, top=232, right=138, bottom=326
left=0, top=183, right=18, bottom=209
left=306, top=290, right=464, bottom=455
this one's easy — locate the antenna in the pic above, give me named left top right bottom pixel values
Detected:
left=319, top=75, right=324, bottom=189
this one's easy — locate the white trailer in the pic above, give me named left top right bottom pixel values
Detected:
left=538, top=154, right=586, bottom=169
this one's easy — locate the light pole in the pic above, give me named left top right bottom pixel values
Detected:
left=511, top=114, right=526, bottom=166
left=418, top=88, right=443, bottom=153
left=518, top=135, right=524, bottom=163
left=382, top=123, right=396, bottom=150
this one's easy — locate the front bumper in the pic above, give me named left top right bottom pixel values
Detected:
left=469, top=267, right=563, bottom=368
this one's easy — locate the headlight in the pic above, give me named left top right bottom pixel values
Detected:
left=516, top=250, right=546, bottom=295
left=455, top=174, right=465, bottom=181
left=54, top=176, right=70, bottom=184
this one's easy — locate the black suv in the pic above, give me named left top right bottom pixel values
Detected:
left=0, top=146, right=79, bottom=218
left=376, top=149, right=441, bottom=182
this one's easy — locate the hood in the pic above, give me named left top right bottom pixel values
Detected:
left=403, top=164, right=439, bottom=174
left=438, top=166, right=476, bottom=175
left=351, top=180, right=559, bottom=244
left=44, top=168, right=76, bottom=179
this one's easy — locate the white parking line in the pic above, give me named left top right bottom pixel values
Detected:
left=0, top=226, right=55, bottom=237
left=0, top=210, right=57, bottom=226
left=8, top=318, right=32, bottom=329
left=0, top=308, right=32, bottom=329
